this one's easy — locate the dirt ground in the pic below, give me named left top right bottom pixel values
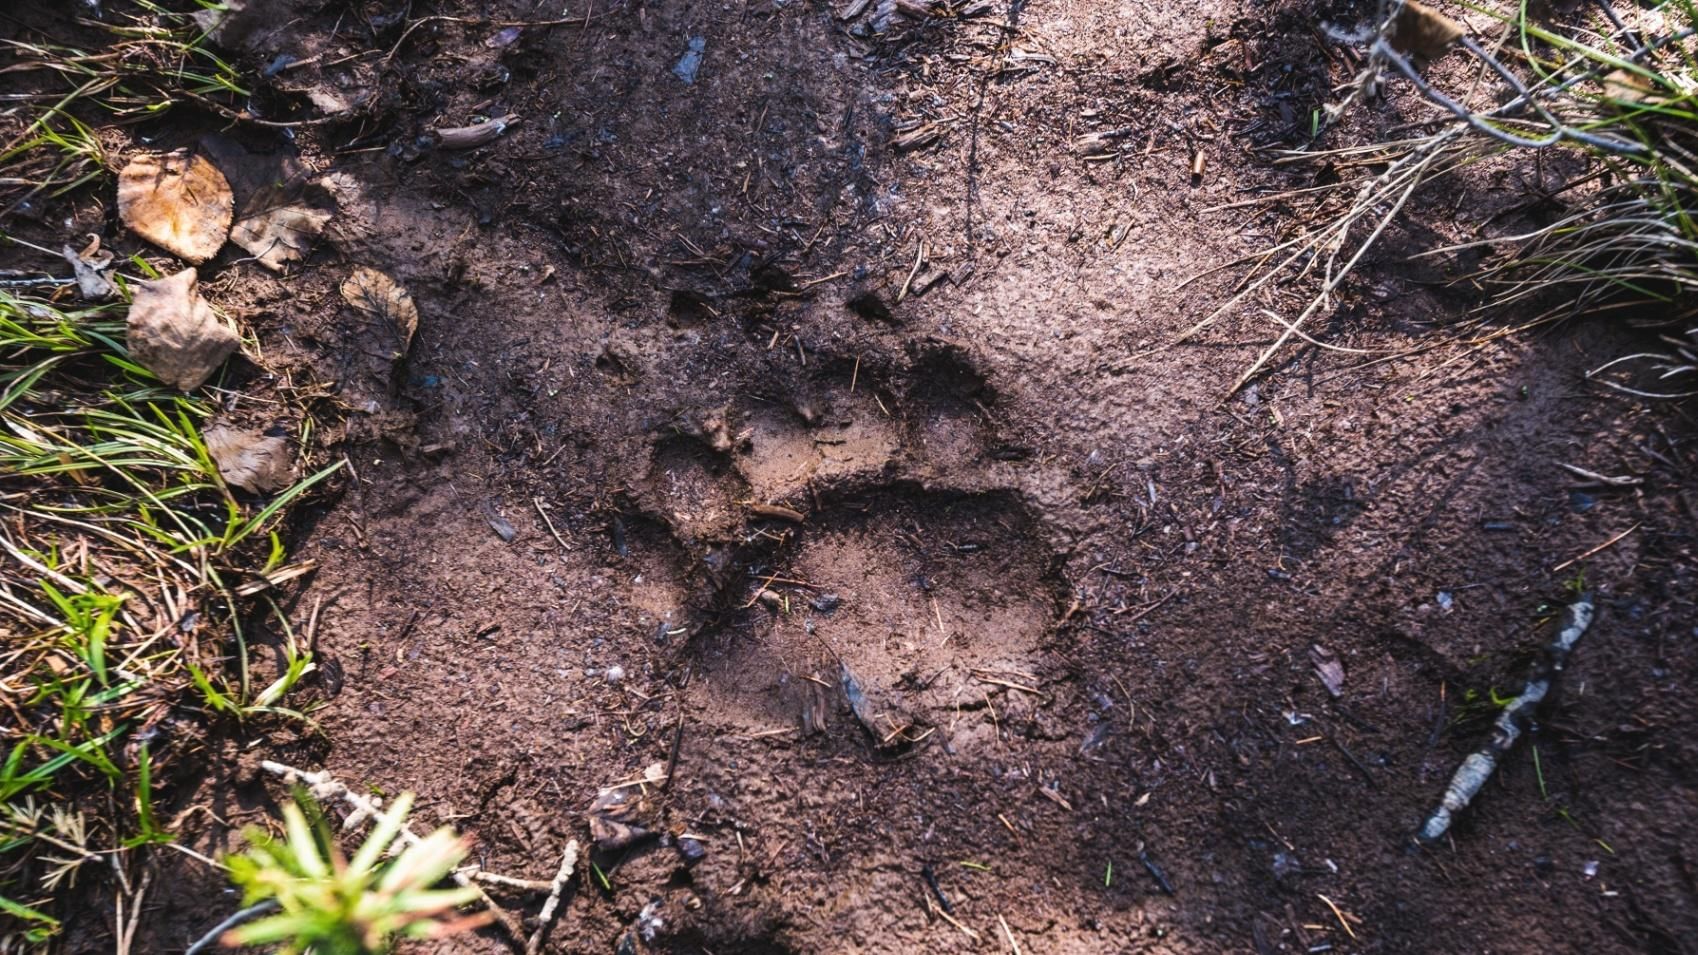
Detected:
left=7, top=0, right=1698, bottom=951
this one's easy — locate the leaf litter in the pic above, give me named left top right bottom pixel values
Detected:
left=201, top=136, right=335, bottom=273
left=204, top=426, right=294, bottom=493
left=60, top=235, right=114, bottom=301
left=125, top=267, right=238, bottom=391
left=340, top=267, right=419, bottom=359
left=117, top=150, right=234, bottom=264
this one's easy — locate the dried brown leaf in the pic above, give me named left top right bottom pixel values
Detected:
left=117, top=151, right=233, bottom=264
left=127, top=268, right=238, bottom=391
left=1389, top=0, right=1465, bottom=60
left=587, top=787, right=652, bottom=851
left=340, top=267, right=419, bottom=358
left=204, top=426, right=294, bottom=493
left=202, top=135, right=335, bottom=272
left=1601, top=68, right=1666, bottom=108
left=230, top=187, right=334, bottom=272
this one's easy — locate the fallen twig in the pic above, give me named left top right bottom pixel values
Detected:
left=524, top=839, right=581, bottom=955
left=1552, top=524, right=1641, bottom=573
left=1413, top=596, right=1595, bottom=844
left=897, top=238, right=926, bottom=304
left=458, top=867, right=555, bottom=891
left=927, top=896, right=981, bottom=941
left=1555, top=462, right=1642, bottom=487
left=1316, top=893, right=1360, bottom=941
left=534, top=496, right=570, bottom=553
left=997, top=914, right=1023, bottom=954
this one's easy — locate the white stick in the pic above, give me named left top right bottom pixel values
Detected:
left=1415, top=598, right=1594, bottom=844
left=524, top=839, right=581, bottom=955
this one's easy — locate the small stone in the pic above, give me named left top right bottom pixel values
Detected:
left=677, top=837, right=707, bottom=865
left=810, top=593, right=841, bottom=613
left=672, top=36, right=706, bottom=83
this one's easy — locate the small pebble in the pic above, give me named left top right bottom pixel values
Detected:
left=677, top=837, right=707, bottom=865
left=673, top=36, right=706, bottom=83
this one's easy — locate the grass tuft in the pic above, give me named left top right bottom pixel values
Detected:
left=0, top=280, right=339, bottom=941
left=0, top=2, right=247, bottom=220
left=1210, top=0, right=1698, bottom=396
left=1, top=6, right=353, bottom=934
left=221, top=790, right=489, bottom=955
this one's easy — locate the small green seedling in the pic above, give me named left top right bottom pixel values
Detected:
left=223, top=791, right=489, bottom=955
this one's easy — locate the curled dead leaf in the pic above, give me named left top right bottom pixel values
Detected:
left=587, top=787, right=653, bottom=851
left=340, top=267, right=419, bottom=358
left=62, top=235, right=115, bottom=301
left=231, top=192, right=333, bottom=272
left=1601, top=69, right=1666, bottom=109
left=117, top=151, right=234, bottom=264
left=127, top=268, right=238, bottom=391
left=204, top=426, right=295, bottom=493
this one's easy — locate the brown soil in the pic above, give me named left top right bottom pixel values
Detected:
left=8, top=0, right=1697, bottom=952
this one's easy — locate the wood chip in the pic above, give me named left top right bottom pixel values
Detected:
left=749, top=503, right=805, bottom=523
left=1309, top=644, right=1345, bottom=698
left=434, top=115, right=520, bottom=150
left=1037, top=785, right=1073, bottom=811
left=892, top=123, right=942, bottom=152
